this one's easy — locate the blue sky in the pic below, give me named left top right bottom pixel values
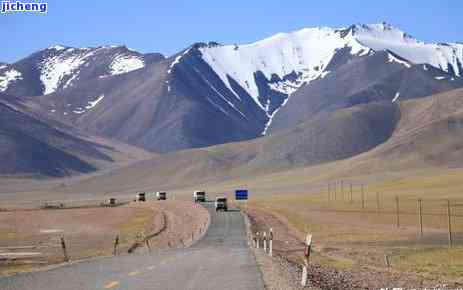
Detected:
left=1, top=0, right=462, bottom=63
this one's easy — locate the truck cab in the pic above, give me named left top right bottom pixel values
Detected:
left=156, top=191, right=167, bottom=200
left=193, top=191, right=206, bottom=202
left=215, top=197, right=228, bottom=211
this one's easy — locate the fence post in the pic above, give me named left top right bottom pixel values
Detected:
left=341, top=180, right=344, bottom=201
left=376, top=192, right=380, bottom=214
left=418, top=199, right=423, bottom=238
left=395, top=196, right=400, bottom=228
left=350, top=184, right=353, bottom=203
left=301, top=233, right=312, bottom=286
left=361, top=185, right=365, bottom=209
left=268, top=228, right=273, bottom=257
left=113, top=235, right=119, bottom=256
left=328, top=184, right=330, bottom=202
left=447, top=200, right=453, bottom=248
left=60, top=237, right=69, bottom=262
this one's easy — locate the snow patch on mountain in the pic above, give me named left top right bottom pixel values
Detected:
left=198, top=27, right=370, bottom=111
left=49, top=45, right=67, bottom=51
left=387, top=52, right=411, bottom=68
left=0, top=69, right=23, bottom=92
left=262, top=95, right=291, bottom=135
left=85, top=94, right=105, bottom=109
left=109, top=54, right=144, bottom=75
left=352, top=23, right=463, bottom=77
left=73, top=107, right=86, bottom=114
left=40, top=50, right=95, bottom=94
left=167, top=48, right=191, bottom=74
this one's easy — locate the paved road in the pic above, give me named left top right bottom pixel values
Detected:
left=0, top=205, right=264, bottom=290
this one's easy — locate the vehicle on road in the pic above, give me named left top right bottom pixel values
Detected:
left=193, top=191, right=206, bottom=202
left=215, top=197, right=228, bottom=211
left=136, top=192, right=146, bottom=202
left=156, top=191, right=167, bottom=200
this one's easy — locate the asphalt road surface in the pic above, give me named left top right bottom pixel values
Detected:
left=0, top=204, right=264, bottom=290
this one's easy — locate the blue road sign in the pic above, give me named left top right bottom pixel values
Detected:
left=235, top=189, right=248, bottom=200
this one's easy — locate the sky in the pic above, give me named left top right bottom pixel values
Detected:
left=1, top=0, right=462, bottom=63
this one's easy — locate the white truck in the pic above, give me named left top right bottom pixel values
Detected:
left=193, top=191, right=206, bottom=202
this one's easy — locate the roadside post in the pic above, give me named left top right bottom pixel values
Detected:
left=263, top=232, right=267, bottom=253
left=301, top=233, right=312, bottom=286
left=268, top=228, right=273, bottom=257
left=256, top=232, right=260, bottom=249
left=60, top=236, right=69, bottom=262
left=113, top=235, right=119, bottom=256
left=384, top=254, right=391, bottom=269
left=145, top=238, right=152, bottom=253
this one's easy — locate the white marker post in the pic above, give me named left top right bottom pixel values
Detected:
left=256, top=232, right=260, bottom=249
left=268, top=228, right=273, bottom=257
left=301, top=233, right=312, bottom=287
left=263, top=232, right=267, bottom=253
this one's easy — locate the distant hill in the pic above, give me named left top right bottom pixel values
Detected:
left=0, top=95, right=151, bottom=177
left=57, top=88, right=463, bottom=194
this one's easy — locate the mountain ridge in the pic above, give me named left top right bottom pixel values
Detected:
left=1, top=23, right=462, bottom=157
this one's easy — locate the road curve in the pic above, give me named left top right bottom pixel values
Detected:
left=0, top=204, right=264, bottom=290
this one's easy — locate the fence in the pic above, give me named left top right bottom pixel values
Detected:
left=0, top=200, right=159, bottom=273
left=324, top=181, right=463, bottom=247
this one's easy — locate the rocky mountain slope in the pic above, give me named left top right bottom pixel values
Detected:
left=0, top=23, right=462, bottom=178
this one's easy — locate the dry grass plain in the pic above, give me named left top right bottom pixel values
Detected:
left=244, top=168, right=463, bottom=284
left=0, top=200, right=209, bottom=277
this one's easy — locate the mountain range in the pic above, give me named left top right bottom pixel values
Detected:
left=1, top=22, right=463, bottom=177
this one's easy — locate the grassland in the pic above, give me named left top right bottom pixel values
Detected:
left=247, top=167, right=463, bottom=283
left=0, top=204, right=156, bottom=276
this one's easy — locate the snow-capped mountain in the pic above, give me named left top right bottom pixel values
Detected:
left=2, top=23, right=463, bottom=154
left=0, top=45, right=164, bottom=96
left=167, top=23, right=463, bottom=135
left=197, top=27, right=369, bottom=110
left=350, top=23, right=463, bottom=76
